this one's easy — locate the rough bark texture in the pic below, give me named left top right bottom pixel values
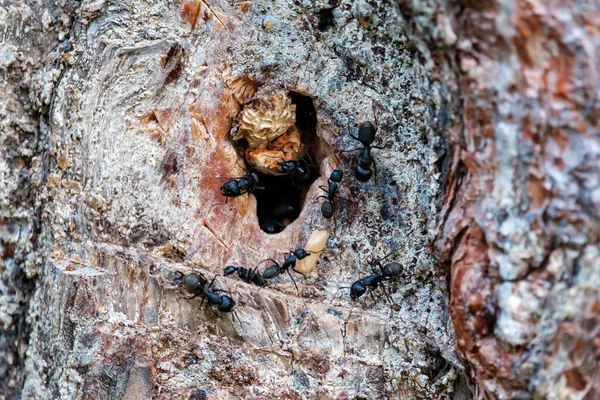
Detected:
left=0, top=0, right=598, bottom=399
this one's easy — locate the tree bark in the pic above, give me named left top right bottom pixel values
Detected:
left=0, top=0, right=598, bottom=399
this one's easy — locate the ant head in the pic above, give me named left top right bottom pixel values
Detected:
left=350, top=281, right=367, bottom=300
left=218, top=296, right=235, bottom=313
left=330, top=169, right=343, bottom=183
left=294, top=249, right=309, bottom=259
left=223, top=266, right=237, bottom=276
left=358, top=121, right=376, bottom=146
left=279, top=160, right=297, bottom=172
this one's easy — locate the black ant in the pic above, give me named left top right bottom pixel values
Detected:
left=347, top=121, right=386, bottom=182
left=350, top=261, right=403, bottom=301
left=276, top=153, right=315, bottom=185
left=179, top=272, right=236, bottom=314
left=335, top=253, right=404, bottom=304
left=262, top=249, right=313, bottom=293
left=220, top=171, right=263, bottom=203
left=317, top=169, right=347, bottom=219
left=259, top=199, right=298, bottom=234
left=223, top=265, right=267, bottom=288
left=260, top=200, right=298, bottom=233
left=260, top=216, right=285, bottom=234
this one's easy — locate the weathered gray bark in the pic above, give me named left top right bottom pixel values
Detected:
left=0, top=0, right=598, bottom=399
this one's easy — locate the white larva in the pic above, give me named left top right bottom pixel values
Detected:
left=295, top=228, right=328, bottom=274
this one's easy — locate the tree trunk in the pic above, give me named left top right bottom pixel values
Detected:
left=1, top=0, right=598, bottom=399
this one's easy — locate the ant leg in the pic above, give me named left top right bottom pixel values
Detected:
left=317, top=186, right=330, bottom=195
left=174, top=271, right=185, bottom=280
left=206, top=276, right=217, bottom=290
left=286, top=269, right=300, bottom=294
left=208, top=305, right=221, bottom=317
left=333, top=195, right=355, bottom=205
left=372, top=100, right=380, bottom=128
left=262, top=258, right=280, bottom=265
left=333, top=211, right=338, bottom=230
left=369, top=291, right=377, bottom=305
left=299, top=152, right=315, bottom=167
left=379, top=284, right=394, bottom=305
left=340, top=147, right=362, bottom=153
left=369, top=255, right=387, bottom=274
left=291, top=266, right=307, bottom=281
left=346, top=120, right=355, bottom=139
left=368, top=262, right=379, bottom=275
left=380, top=250, right=398, bottom=262
left=371, top=162, right=378, bottom=183
left=331, top=198, right=340, bottom=229
left=330, top=286, right=351, bottom=304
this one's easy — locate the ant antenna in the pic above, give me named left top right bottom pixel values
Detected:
left=330, top=286, right=351, bottom=305
left=345, top=120, right=361, bottom=144
left=235, top=159, right=248, bottom=172
left=370, top=249, right=398, bottom=269
left=224, top=286, right=243, bottom=326
left=174, top=270, right=185, bottom=281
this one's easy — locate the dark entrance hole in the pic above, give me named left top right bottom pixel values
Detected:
left=250, top=92, right=322, bottom=234
left=317, top=8, right=335, bottom=32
